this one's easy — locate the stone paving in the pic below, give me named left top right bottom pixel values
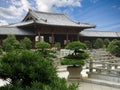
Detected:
left=78, top=82, right=120, bottom=90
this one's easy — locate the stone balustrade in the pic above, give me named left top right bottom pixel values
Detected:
left=88, top=60, right=120, bottom=75
left=58, top=49, right=74, bottom=58
left=87, top=60, right=120, bottom=83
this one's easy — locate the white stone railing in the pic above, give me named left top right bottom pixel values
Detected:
left=88, top=60, right=120, bottom=76
left=58, top=49, right=74, bottom=58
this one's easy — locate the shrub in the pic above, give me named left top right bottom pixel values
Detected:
left=0, top=50, right=77, bottom=90
left=94, top=38, right=104, bottom=49
left=35, top=42, right=50, bottom=50
left=3, top=35, right=21, bottom=52
left=84, top=40, right=92, bottom=49
left=35, top=42, right=56, bottom=58
left=104, top=38, right=110, bottom=48
left=107, top=40, right=120, bottom=57
left=21, top=37, right=32, bottom=49
left=0, top=45, right=3, bottom=55
left=54, top=42, right=61, bottom=50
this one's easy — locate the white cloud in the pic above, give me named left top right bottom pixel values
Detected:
left=20, top=0, right=31, bottom=11
left=0, top=0, right=82, bottom=19
left=35, top=0, right=82, bottom=11
left=0, top=0, right=31, bottom=19
left=0, top=6, right=23, bottom=18
left=0, top=20, right=8, bottom=26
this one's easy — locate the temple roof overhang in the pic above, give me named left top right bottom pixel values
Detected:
left=21, top=9, right=96, bottom=29
left=80, top=30, right=120, bottom=37
left=0, top=26, right=35, bottom=36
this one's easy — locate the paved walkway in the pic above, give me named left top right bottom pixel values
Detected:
left=78, top=82, right=120, bottom=90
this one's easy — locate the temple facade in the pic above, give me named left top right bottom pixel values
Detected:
left=0, top=9, right=119, bottom=48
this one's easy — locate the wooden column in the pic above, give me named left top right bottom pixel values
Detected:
left=66, top=32, right=69, bottom=44
left=51, top=32, right=54, bottom=47
left=77, top=33, right=80, bottom=41
left=38, top=31, right=41, bottom=42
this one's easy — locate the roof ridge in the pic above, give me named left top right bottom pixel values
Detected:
left=84, top=30, right=118, bottom=32
left=64, top=14, right=80, bottom=24
left=64, top=15, right=96, bottom=27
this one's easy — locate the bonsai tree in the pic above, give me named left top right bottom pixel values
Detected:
left=61, top=41, right=89, bottom=66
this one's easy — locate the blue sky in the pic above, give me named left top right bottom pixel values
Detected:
left=0, top=0, right=120, bottom=31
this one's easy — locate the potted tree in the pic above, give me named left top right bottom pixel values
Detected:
left=61, top=41, right=89, bottom=80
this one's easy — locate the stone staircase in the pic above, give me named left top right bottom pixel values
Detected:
left=86, top=49, right=120, bottom=88
left=86, top=49, right=120, bottom=63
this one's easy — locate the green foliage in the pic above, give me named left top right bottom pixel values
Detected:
left=61, top=58, right=85, bottom=66
left=3, top=35, right=21, bottom=52
left=84, top=40, right=92, bottom=49
left=65, top=41, right=87, bottom=50
left=104, top=38, right=110, bottom=48
left=94, top=38, right=104, bottom=49
left=61, top=41, right=89, bottom=66
left=0, top=50, right=57, bottom=85
left=0, top=78, right=77, bottom=90
left=35, top=41, right=50, bottom=50
left=65, top=52, right=89, bottom=60
left=21, top=37, right=32, bottom=49
left=0, top=50, right=77, bottom=90
left=0, top=45, right=3, bottom=55
left=107, top=40, right=120, bottom=57
left=35, top=41, right=56, bottom=58
left=54, top=42, right=61, bottom=50
left=37, top=49, right=57, bottom=59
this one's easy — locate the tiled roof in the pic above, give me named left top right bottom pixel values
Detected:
left=80, top=30, right=120, bottom=37
left=0, top=27, right=35, bottom=35
left=27, top=9, right=96, bottom=28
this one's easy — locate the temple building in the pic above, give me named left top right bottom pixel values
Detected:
left=0, top=9, right=119, bottom=47
left=0, top=9, right=95, bottom=47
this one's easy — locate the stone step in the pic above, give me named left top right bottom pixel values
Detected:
left=83, top=78, right=120, bottom=89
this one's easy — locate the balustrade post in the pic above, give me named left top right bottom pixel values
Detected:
left=89, top=57, right=93, bottom=73
left=107, top=63, right=112, bottom=74
left=115, top=65, right=118, bottom=69
left=102, top=63, right=106, bottom=68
